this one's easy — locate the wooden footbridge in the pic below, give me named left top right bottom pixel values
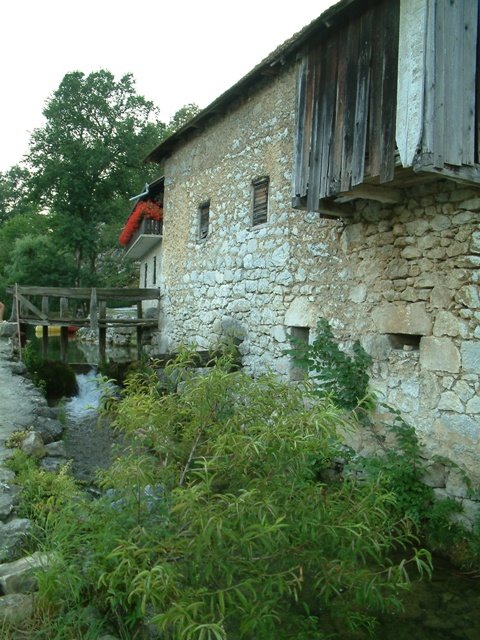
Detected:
left=6, top=285, right=160, bottom=363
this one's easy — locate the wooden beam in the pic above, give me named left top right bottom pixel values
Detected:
left=292, top=196, right=308, bottom=210
left=318, top=199, right=355, bottom=218
left=90, top=288, right=98, bottom=331
left=136, top=302, right=143, bottom=360
left=6, top=286, right=161, bottom=301
left=335, top=183, right=403, bottom=204
left=60, top=327, right=69, bottom=363
left=413, top=153, right=480, bottom=186
left=60, top=297, right=68, bottom=319
left=15, top=293, right=48, bottom=321
left=99, top=300, right=107, bottom=364
left=42, top=325, right=49, bottom=359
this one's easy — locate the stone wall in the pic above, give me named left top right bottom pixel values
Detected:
left=147, top=61, right=479, bottom=482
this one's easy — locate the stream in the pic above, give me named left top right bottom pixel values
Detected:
left=63, top=369, right=119, bottom=483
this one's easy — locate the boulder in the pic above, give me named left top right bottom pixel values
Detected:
left=21, top=431, right=46, bottom=458
left=33, top=416, right=64, bottom=444
left=0, top=593, right=34, bottom=624
left=0, top=551, right=51, bottom=594
left=0, top=519, right=32, bottom=563
left=44, top=441, right=67, bottom=458
left=0, top=493, right=14, bottom=522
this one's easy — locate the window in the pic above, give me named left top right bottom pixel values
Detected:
left=252, top=177, right=269, bottom=226
left=289, top=326, right=310, bottom=381
left=198, top=202, right=210, bottom=240
left=387, top=333, right=421, bottom=352
left=144, top=263, right=148, bottom=288
left=153, top=256, right=157, bottom=285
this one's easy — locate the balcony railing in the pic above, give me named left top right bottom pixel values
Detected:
left=125, top=217, right=163, bottom=260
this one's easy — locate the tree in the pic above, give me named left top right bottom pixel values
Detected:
left=27, top=70, right=166, bottom=283
left=167, top=102, right=201, bottom=134
left=0, top=165, right=36, bottom=224
left=4, top=234, right=76, bottom=287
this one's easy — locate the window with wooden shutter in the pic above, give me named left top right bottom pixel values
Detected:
left=198, top=203, right=210, bottom=240
left=252, top=178, right=269, bottom=226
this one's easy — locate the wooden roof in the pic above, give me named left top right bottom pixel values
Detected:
left=145, top=0, right=378, bottom=165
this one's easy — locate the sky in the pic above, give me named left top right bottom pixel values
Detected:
left=0, top=0, right=336, bottom=173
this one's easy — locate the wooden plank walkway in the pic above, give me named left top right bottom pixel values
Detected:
left=6, top=285, right=160, bottom=363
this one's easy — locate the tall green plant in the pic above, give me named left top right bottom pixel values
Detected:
left=10, top=353, right=432, bottom=639
left=94, top=356, right=429, bottom=638
left=289, top=318, right=373, bottom=412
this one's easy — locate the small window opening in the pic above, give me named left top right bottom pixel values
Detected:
left=153, top=256, right=157, bottom=285
left=289, top=326, right=310, bottom=381
left=252, top=177, right=269, bottom=226
left=387, top=333, right=421, bottom=351
left=198, top=202, right=210, bottom=240
left=144, top=263, right=148, bottom=288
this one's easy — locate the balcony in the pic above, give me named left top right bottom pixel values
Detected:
left=124, top=217, right=163, bottom=260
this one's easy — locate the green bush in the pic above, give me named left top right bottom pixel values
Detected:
left=92, top=357, right=429, bottom=638
left=288, top=318, right=374, bottom=413
left=10, top=353, right=433, bottom=639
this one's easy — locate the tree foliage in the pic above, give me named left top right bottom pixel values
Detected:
left=27, top=70, right=166, bottom=282
left=167, top=102, right=201, bottom=134
left=0, top=165, right=37, bottom=224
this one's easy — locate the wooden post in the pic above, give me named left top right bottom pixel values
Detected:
left=14, top=284, right=22, bottom=361
left=99, top=300, right=107, bottom=364
left=60, top=326, right=69, bottom=363
left=60, top=297, right=68, bottom=319
left=90, top=288, right=98, bottom=330
left=42, top=326, right=49, bottom=359
left=136, top=302, right=143, bottom=360
left=41, top=297, right=49, bottom=358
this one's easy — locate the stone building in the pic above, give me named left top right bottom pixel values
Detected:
left=121, top=0, right=480, bottom=483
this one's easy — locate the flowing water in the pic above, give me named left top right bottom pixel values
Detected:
left=63, top=370, right=119, bottom=483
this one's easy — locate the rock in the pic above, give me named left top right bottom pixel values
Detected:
left=44, top=441, right=67, bottom=457
left=0, top=519, right=32, bottom=563
left=33, top=416, right=64, bottom=444
left=0, top=322, right=16, bottom=338
left=0, top=468, right=15, bottom=484
left=419, top=337, right=460, bottom=373
left=21, top=431, right=46, bottom=458
left=422, top=461, right=447, bottom=488
left=0, top=551, right=51, bottom=594
left=10, top=361, right=28, bottom=375
left=0, top=593, right=34, bottom=624
left=445, top=469, right=470, bottom=499
left=0, top=493, right=14, bottom=522
left=39, top=457, right=68, bottom=473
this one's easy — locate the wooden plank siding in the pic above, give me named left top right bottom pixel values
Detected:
left=424, top=0, right=479, bottom=169
left=293, top=0, right=400, bottom=209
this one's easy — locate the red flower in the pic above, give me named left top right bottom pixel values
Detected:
left=119, top=200, right=163, bottom=246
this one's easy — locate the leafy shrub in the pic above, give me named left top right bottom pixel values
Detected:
left=92, top=356, right=429, bottom=638
left=288, top=318, right=374, bottom=412
left=10, top=352, right=433, bottom=639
